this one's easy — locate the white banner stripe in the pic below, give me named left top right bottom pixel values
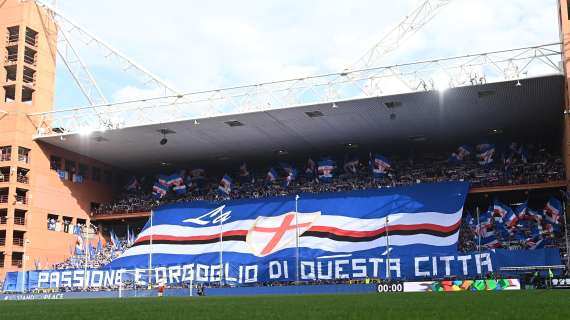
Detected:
left=119, top=231, right=459, bottom=258
left=137, top=208, right=463, bottom=239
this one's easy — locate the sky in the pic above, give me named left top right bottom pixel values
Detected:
left=50, top=0, right=561, bottom=110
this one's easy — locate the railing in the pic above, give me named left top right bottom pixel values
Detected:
left=0, top=260, right=4, bottom=268
left=7, top=34, right=19, bottom=43
left=14, top=196, right=28, bottom=205
left=0, top=195, right=8, bottom=204
left=14, top=216, right=25, bottom=225
left=0, top=154, right=11, bottom=162
left=0, top=216, right=7, bottom=224
left=13, top=238, right=23, bottom=246
left=25, top=35, right=37, bottom=47
left=24, top=55, right=36, bottom=65
left=22, top=74, right=35, bottom=86
left=5, top=54, right=17, bottom=63
left=16, top=176, right=29, bottom=184
left=0, top=175, right=8, bottom=183
left=18, top=154, right=30, bottom=164
left=27, top=43, right=564, bottom=136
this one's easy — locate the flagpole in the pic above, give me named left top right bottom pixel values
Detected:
left=148, top=210, right=153, bottom=286
left=295, top=194, right=300, bottom=284
left=560, top=191, right=570, bottom=271
left=219, top=207, right=224, bottom=287
left=476, top=206, right=481, bottom=279
left=385, top=216, right=391, bottom=282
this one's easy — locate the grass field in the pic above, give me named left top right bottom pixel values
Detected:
left=1, top=291, right=569, bottom=320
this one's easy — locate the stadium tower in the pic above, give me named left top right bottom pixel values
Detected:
left=0, top=0, right=114, bottom=279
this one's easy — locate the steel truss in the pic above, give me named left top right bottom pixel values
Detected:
left=35, top=0, right=182, bottom=99
left=351, top=0, right=453, bottom=70
left=28, top=43, right=562, bottom=137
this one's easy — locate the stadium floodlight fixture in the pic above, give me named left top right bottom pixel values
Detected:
left=516, top=80, right=522, bottom=87
left=332, top=102, right=338, bottom=109
left=158, top=128, right=176, bottom=146
left=194, top=119, right=200, bottom=125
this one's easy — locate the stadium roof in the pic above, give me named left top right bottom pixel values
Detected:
left=36, top=75, right=564, bottom=171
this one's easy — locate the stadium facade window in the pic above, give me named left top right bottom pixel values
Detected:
left=50, top=155, right=61, bottom=170
left=62, top=216, right=72, bottom=233
left=103, top=170, right=112, bottom=185
left=47, top=213, right=58, bottom=231
left=11, top=252, right=23, bottom=268
left=92, top=166, right=101, bottom=182
left=0, top=146, right=12, bottom=162
left=78, top=163, right=88, bottom=180
left=17, top=147, right=30, bottom=164
left=568, top=2, right=570, bottom=20
left=64, top=160, right=76, bottom=179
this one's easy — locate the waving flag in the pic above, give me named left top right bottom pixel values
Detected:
left=543, top=197, right=561, bottom=225
left=239, top=162, right=250, bottom=178
left=166, top=173, right=184, bottom=187
left=173, top=184, right=187, bottom=195
left=449, top=145, right=471, bottom=162
left=476, top=144, right=495, bottom=165
left=372, top=154, right=391, bottom=178
left=75, top=235, right=84, bottom=255
left=125, top=176, right=139, bottom=191
left=158, top=175, right=169, bottom=187
left=108, top=182, right=470, bottom=283
left=152, top=183, right=168, bottom=199
left=317, top=159, right=336, bottom=182
left=492, top=200, right=514, bottom=223
left=305, top=158, right=316, bottom=176
left=284, top=168, right=297, bottom=188
left=267, top=168, right=278, bottom=182
left=218, top=175, right=232, bottom=195
left=343, top=156, right=360, bottom=174
left=96, top=238, right=103, bottom=253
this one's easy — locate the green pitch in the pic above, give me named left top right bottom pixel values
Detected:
left=1, top=291, right=569, bottom=320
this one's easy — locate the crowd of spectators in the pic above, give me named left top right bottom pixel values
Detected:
left=92, top=145, right=564, bottom=216
left=52, top=241, right=129, bottom=270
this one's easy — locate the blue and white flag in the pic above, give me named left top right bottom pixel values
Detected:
left=543, top=197, right=561, bottom=225
left=449, top=145, right=471, bottom=162
left=372, top=154, right=391, bottom=177
left=152, top=183, right=168, bottom=199
left=317, top=159, right=336, bottom=182
left=166, top=173, right=184, bottom=187
left=492, top=200, right=514, bottom=223
left=107, top=182, right=471, bottom=283
left=239, top=162, right=250, bottom=178
left=476, top=144, right=495, bottom=165
left=57, top=169, right=69, bottom=181
left=157, top=175, right=169, bottom=187
left=218, top=175, right=232, bottom=195
left=283, top=168, right=297, bottom=188
left=72, top=174, right=84, bottom=184
left=266, top=168, right=278, bottom=182
left=173, top=184, right=187, bottom=195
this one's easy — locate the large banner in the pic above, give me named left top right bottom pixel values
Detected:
left=1, top=182, right=563, bottom=291
left=108, top=182, right=469, bottom=277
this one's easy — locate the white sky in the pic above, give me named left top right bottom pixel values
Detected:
left=51, top=0, right=561, bottom=109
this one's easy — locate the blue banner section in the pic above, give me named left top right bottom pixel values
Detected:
left=2, top=248, right=562, bottom=291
